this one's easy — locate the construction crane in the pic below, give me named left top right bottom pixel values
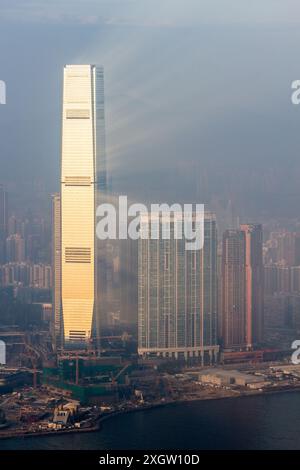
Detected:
left=20, top=342, right=41, bottom=388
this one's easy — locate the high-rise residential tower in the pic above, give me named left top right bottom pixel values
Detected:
left=120, top=238, right=138, bottom=326
left=276, top=231, right=300, bottom=266
left=6, top=234, right=25, bottom=263
left=0, top=185, right=7, bottom=264
left=222, top=230, right=246, bottom=349
left=61, top=65, right=106, bottom=346
left=52, top=193, right=61, bottom=350
left=240, top=224, right=264, bottom=348
left=138, top=212, right=219, bottom=363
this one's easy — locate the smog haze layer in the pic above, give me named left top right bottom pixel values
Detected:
left=0, top=0, right=300, bottom=222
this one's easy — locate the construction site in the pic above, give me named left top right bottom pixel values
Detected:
left=42, top=355, right=133, bottom=404
left=2, top=335, right=300, bottom=441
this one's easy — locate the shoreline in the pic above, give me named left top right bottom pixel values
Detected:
left=1, top=385, right=300, bottom=441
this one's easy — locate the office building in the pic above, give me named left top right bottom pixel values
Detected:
left=61, top=64, right=106, bottom=346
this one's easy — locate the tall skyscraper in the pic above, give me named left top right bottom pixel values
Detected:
left=138, top=212, right=219, bottom=363
left=264, top=264, right=279, bottom=296
left=216, top=247, right=223, bottom=342
left=222, top=230, right=246, bottom=349
left=0, top=185, right=7, bottom=264
left=120, top=238, right=138, bottom=326
left=240, top=224, right=264, bottom=348
left=61, top=65, right=106, bottom=346
left=52, top=193, right=61, bottom=350
left=6, top=234, right=25, bottom=263
left=276, top=232, right=300, bottom=266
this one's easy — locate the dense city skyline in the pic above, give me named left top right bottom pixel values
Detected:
left=2, top=2, right=300, bottom=224
left=1, top=0, right=300, bottom=457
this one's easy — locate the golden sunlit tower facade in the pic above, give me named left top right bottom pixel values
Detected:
left=61, top=65, right=105, bottom=346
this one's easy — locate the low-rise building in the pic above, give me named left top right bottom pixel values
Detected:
left=199, top=369, right=263, bottom=387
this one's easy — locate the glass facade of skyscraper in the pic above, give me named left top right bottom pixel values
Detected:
left=61, top=65, right=105, bottom=346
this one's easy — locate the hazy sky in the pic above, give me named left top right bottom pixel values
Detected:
left=1, top=0, right=300, bottom=222
left=2, top=1, right=300, bottom=26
